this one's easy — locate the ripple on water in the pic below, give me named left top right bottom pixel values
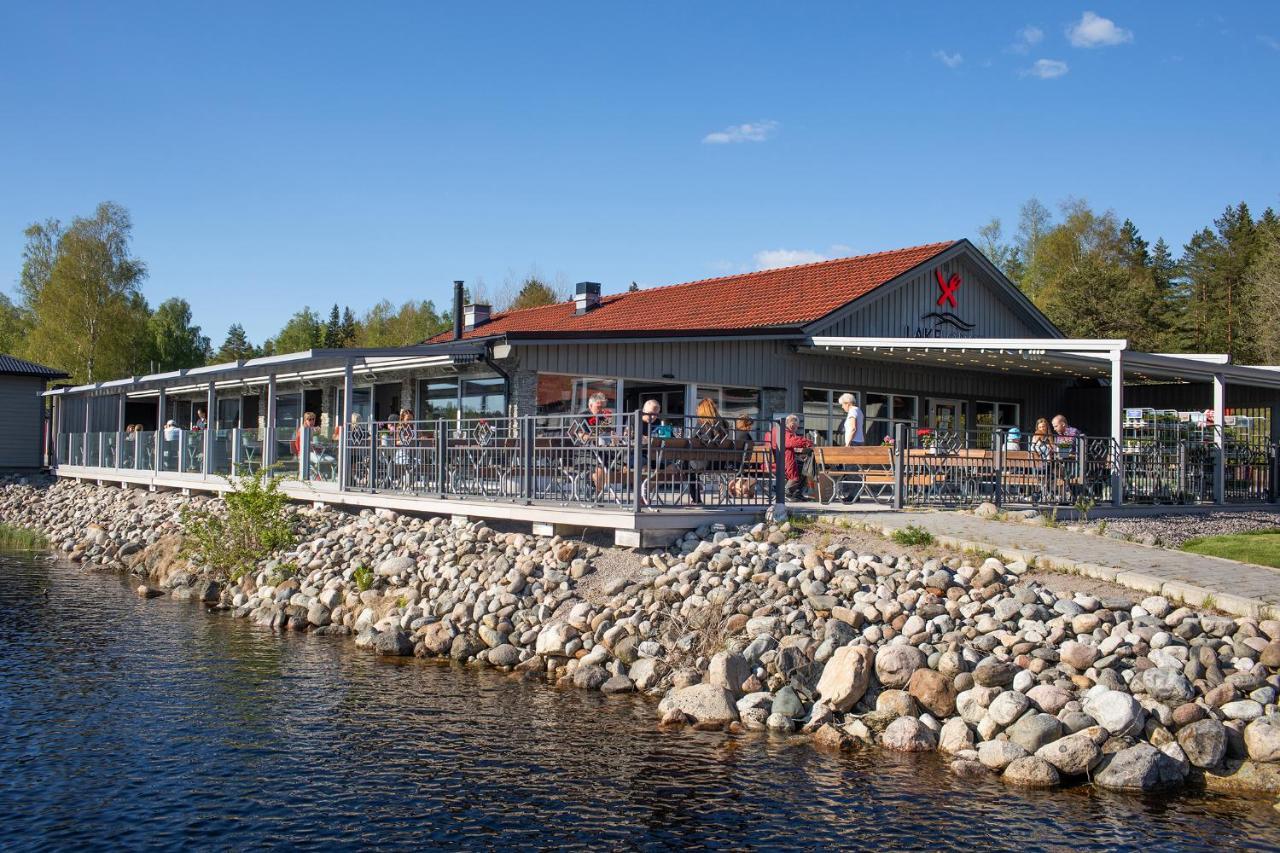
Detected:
left=0, top=554, right=1277, bottom=851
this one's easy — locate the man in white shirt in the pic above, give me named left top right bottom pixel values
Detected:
left=839, top=393, right=864, bottom=446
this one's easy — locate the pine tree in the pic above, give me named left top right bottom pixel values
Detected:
left=214, top=323, right=256, bottom=362
left=324, top=304, right=342, bottom=348
left=628, top=281, right=640, bottom=293
left=340, top=306, right=357, bottom=345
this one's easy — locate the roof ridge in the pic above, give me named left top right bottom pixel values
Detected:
left=476, top=239, right=958, bottom=326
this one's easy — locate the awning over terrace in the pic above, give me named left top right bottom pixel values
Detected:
left=40, top=341, right=490, bottom=398
left=801, top=336, right=1280, bottom=504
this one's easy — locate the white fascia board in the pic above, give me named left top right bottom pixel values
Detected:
left=806, top=336, right=1128, bottom=352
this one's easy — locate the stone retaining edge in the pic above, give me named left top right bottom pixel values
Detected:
left=813, top=514, right=1278, bottom=622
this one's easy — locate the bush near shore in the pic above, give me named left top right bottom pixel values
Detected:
left=2, top=476, right=1280, bottom=802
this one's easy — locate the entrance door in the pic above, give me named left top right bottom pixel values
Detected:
left=928, top=398, right=967, bottom=433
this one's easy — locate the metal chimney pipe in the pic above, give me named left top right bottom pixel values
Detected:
left=453, top=280, right=465, bottom=340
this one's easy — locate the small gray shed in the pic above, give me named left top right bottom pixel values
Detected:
left=0, top=354, right=68, bottom=470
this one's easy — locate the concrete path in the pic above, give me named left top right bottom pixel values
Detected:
left=797, top=506, right=1280, bottom=620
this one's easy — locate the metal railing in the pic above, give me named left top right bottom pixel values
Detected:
left=55, top=418, right=1277, bottom=512
left=340, top=412, right=778, bottom=511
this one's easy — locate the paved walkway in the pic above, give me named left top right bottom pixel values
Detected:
left=797, top=506, right=1280, bottom=619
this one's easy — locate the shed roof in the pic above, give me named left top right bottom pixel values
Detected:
left=0, top=354, right=68, bottom=379
left=429, top=240, right=958, bottom=341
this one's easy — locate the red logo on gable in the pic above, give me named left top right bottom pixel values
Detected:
left=935, top=269, right=961, bottom=308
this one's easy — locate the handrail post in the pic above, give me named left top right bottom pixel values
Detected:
left=773, top=417, right=787, bottom=511
left=82, top=398, right=89, bottom=467
left=203, top=381, right=215, bottom=478
left=994, top=428, right=1004, bottom=507
left=521, top=416, right=535, bottom=504
left=300, top=426, right=311, bottom=481
left=338, top=360, right=353, bottom=491
left=435, top=419, right=447, bottom=496
left=231, top=427, right=241, bottom=474
left=368, top=421, right=378, bottom=493
left=632, top=411, right=643, bottom=513
left=178, top=429, right=187, bottom=473
left=892, top=422, right=905, bottom=509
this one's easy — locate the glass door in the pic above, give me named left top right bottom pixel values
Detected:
left=927, top=398, right=967, bottom=433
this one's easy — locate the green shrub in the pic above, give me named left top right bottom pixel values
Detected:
left=352, top=564, right=373, bottom=592
left=0, top=523, right=48, bottom=551
left=181, top=469, right=296, bottom=581
left=891, top=524, right=935, bottom=547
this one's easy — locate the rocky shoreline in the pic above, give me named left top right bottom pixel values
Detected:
left=3, top=477, right=1280, bottom=805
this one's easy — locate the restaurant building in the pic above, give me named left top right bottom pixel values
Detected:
left=44, top=239, right=1280, bottom=536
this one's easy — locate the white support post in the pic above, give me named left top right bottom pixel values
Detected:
left=156, top=388, right=166, bottom=473
left=265, top=374, right=277, bottom=470
left=82, top=397, right=90, bottom=467
left=115, top=394, right=126, bottom=470
left=1110, top=349, right=1124, bottom=507
left=203, top=381, right=215, bottom=477
left=1213, top=373, right=1226, bottom=504
left=339, top=360, right=354, bottom=489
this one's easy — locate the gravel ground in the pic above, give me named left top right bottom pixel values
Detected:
left=1088, top=511, right=1280, bottom=547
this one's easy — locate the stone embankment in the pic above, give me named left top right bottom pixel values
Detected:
left=3, top=477, right=1280, bottom=802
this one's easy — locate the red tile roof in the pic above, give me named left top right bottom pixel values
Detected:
left=429, top=240, right=958, bottom=342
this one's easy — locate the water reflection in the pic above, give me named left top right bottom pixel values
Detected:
left=0, top=553, right=1276, bottom=851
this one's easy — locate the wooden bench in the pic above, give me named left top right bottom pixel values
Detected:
left=814, top=445, right=895, bottom=504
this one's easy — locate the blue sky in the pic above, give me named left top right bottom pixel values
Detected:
left=1, top=2, right=1277, bottom=345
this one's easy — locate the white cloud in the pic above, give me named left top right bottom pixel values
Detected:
left=1024, top=58, right=1070, bottom=79
left=1011, top=25, right=1044, bottom=54
left=702, top=120, right=779, bottom=144
left=933, top=50, right=963, bottom=68
left=1067, top=11, right=1133, bottom=48
left=753, top=249, right=828, bottom=270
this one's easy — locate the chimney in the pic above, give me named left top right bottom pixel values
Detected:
left=574, top=281, right=602, bottom=315
left=452, top=280, right=465, bottom=340
left=464, top=303, right=491, bottom=331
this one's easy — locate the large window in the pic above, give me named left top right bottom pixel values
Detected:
left=802, top=388, right=858, bottom=446
left=536, top=375, right=619, bottom=423
left=417, top=374, right=508, bottom=423
left=694, top=385, right=760, bottom=424
left=864, top=393, right=918, bottom=446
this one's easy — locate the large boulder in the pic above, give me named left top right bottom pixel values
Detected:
left=973, top=656, right=1018, bottom=687
left=708, top=651, right=751, bottom=697
left=1083, top=689, right=1145, bottom=737
left=375, top=555, right=415, bottom=577
left=1093, top=743, right=1184, bottom=792
left=373, top=627, right=414, bottom=657
left=1141, top=667, right=1194, bottom=703
left=938, top=718, right=975, bottom=754
left=1007, top=713, right=1065, bottom=754
left=665, top=684, right=738, bottom=725
left=1177, top=719, right=1228, bottom=769
left=419, top=621, right=456, bottom=656
left=815, top=645, right=874, bottom=712
left=1201, top=760, right=1280, bottom=796
left=488, top=644, right=520, bottom=668
left=535, top=622, right=579, bottom=657
left=1026, top=684, right=1072, bottom=715
left=876, top=645, right=926, bottom=688
left=907, top=668, right=957, bottom=718
left=1003, top=756, right=1060, bottom=788
left=977, top=739, right=1029, bottom=771
left=1059, top=641, right=1099, bottom=671
left=880, top=716, right=937, bottom=752
left=572, top=664, right=610, bottom=690
left=1244, top=718, right=1280, bottom=763
left=1035, top=730, right=1103, bottom=776
left=987, top=690, right=1031, bottom=727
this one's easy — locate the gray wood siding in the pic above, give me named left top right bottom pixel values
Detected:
left=812, top=253, right=1049, bottom=339
left=0, top=376, right=46, bottom=468
left=514, top=340, right=1070, bottom=431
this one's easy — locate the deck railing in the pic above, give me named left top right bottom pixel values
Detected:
left=52, top=413, right=782, bottom=514
left=892, top=425, right=1276, bottom=508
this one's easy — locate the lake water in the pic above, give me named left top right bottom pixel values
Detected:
left=1, top=552, right=1277, bottom=851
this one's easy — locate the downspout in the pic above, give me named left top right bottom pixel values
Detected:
left=482, top=342, right=512, bottom=414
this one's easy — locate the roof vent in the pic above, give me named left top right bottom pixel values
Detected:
left=575, top=281, right=602, bottom=315
left=463, top=303, right=491, bottom=331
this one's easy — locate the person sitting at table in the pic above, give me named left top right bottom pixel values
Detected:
left=573, top=392, right=613, bottom=443
left=768, top=414, right=814, bottom=501
left=163, top=419, right=180, bottom=441
left=1052, top=414, right=1081, bottom=449
left=1030, top=418, right=1053, bottom=453
left=193, top=408, right=207, bottom=431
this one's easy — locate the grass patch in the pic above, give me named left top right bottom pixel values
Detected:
left=0, top=523, right=48, bottom=551
left=891, top=524, right=935, bottom=547
left=1181, top=530, right=1280, bottom=569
